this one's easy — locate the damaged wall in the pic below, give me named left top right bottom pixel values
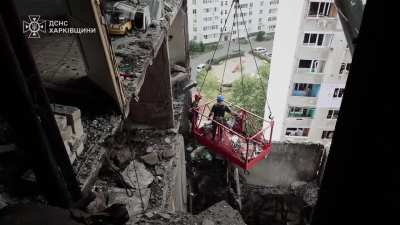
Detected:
left=240, top=142, right=324, bottom=225
left=129, top=38, right=174, bottom=129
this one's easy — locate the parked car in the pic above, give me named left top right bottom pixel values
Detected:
left=196, top=64, right=211, bottom=72
left=253, top=47, right=268, bottom=54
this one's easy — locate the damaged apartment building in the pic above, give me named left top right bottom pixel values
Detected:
left=0, top=0, right=379, bottom=225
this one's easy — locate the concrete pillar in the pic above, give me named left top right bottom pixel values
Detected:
left=129, top=38, right=174, bottom=128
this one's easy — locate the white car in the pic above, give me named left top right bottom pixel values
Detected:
left=253, top=47, right=268, bottom=54
left=196, top=64, right=209, bottom=72
left=262, top=52, right=272, bottom=58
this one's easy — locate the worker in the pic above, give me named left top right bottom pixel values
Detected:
left=189, top=94, right=202, bottom=124
left=208, top=95, right=237, bottom=141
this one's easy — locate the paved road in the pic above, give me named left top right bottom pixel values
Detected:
left=190, top=37, right=274, bottom=80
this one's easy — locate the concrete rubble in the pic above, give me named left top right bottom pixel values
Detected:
left=53, top=104, right=86, bottom=163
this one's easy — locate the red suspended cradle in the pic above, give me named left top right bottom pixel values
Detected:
left=191, top=0, right=274, bottom=170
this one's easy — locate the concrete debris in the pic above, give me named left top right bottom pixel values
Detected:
left=141, top=152, right=159, bottom=166
left=164, top=137, right=171, bottom=144
left=202, top=218, right=215, bottom=225
left=108, top=187, right=151, bottom=217
left=122, top=161, right=154, bottom=189
left=145, top=211, right=154, bottom=218
left=146, top=146, right=154, bottom=153
left=162, top=147, right=175, bottom=159
left=86, top=191, right=107, bottom=214
left=110, top=146, right=133, bottom=169
left=171, top=64, right=187, bottom=73
left=158, top=212, right=171, bottom=219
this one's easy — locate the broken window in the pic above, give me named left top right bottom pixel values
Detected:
left=321, top=130, right=335, bottom=139
left=303, top=33, right=334, bottom=47
left=327, top=109, right=339, bottom=119
left=288, top=106, right=316, bottom=118
left=339, top=63, right=351, bottom=74
left=333, top=88, right=345, bottom=98
left=293, top=83, right=320, bottom=97
left=285, top=128, right=310, bottom=137
left=298, top=59, right=325, bottom=73
left=308, top=1, right=337, bottom=17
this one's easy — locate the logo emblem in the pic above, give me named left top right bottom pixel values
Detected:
left=23, top=15, right=46, bottom=38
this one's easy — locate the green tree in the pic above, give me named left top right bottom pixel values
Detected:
left=229, top=63, right=270, bottom=133
left=199, top=41, right=205, bottom=52
left=255, top=31, right=266, bottom=42
left=196, top=71, right=220, bottom=100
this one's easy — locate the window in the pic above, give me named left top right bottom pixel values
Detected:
left=204, top=8, right=210, bottom=13
left=268, top=16, right=277, bottom=21
left=225, top=1, right=228, bottom=5
left=193, top=9, right=197, bottom=14
left=259, top=10, right=263, bottom=14
left=248, top=19, right=252, bottom=23
left=288, top=107, right=316, bottom=118
left=321, top=130, right=334, bottom=139
left=258, top=26, right=262, bottom=30
left=298, top=59, right=326, bottom=73
left=286, top=128, right=310, bottom=137
left=259, top=18, right=262, bottom=22
left=292, top=83, right=320, bottom=97
left=249, top=11, right=253, bottom=16
left=327, top=109, right=339, bottom=119
left=333, top=88, right=345, bottom=98
left=260, top=1, right=264, bottom=6
left=193, top=0, right=196, bottom=4
left=250, top=2, right=253, bottom=7
left=225, top=10, right=227, bottom=14
left=204, top=35, right=208, bottom=39
left=339, top=63, right=351, bottom=74
left=193, top=27, right=197, bottom=32
left=193, top=35, right=197, bottom=40
left=308, top=1, right=337, bottom=17
left=269, top=8, right=277, bottom=14
left=303, top=33, right=333, bottom=47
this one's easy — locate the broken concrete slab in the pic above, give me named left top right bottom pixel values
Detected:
left=162, top=147, right=175, bottom=159
left=55, top=115, right=67, bottom=130
left=202, top=218, right=215, bottom=225
left=141, top=152, right=159, bottom=166
left=60, top=125, right=73, bottom=141
left=108, top=187, right=151, bottom=217
left=245, top=142, right=324, bottom=186
left=110, top=147, right=133, bottom=169
left=122, top=161, right=154, bottom=189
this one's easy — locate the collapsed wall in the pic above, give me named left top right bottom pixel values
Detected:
left=240, top=142, right=325, bottom=225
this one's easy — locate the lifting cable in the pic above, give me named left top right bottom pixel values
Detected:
left=237, top=4, right=274, bottom=119
left=200, top=0, right=274, bottom=119
left=199, top=0, right=235, bottom=92
left=219, top=12, right=236, bottom=94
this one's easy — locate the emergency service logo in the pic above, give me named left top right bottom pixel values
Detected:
left=23, top=15, right=46, bottom=38
left=22, top=15, right=96, bottom=38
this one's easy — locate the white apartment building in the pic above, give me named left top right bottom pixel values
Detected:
left=265, top=0, right=279, bottom=33
left=187, top=0, right=280, bottom=44
left=265, top=0, right=352, bottom=144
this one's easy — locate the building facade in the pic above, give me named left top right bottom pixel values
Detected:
left=265, top=0, right=352, bottom=144
left=187, top=0, right=280, bottom=44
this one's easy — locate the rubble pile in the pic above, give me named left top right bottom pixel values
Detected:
left=85, top=127, right=183, bottom=225
left=135, top=201, right=246, bottom=225
left=52, top=104, right=86, bottom=163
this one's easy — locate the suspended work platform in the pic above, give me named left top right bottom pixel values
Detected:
left=191, top=100, right=274, bottom=170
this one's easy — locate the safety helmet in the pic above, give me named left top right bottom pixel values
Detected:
left=217, top=95, right=224, bottom=102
